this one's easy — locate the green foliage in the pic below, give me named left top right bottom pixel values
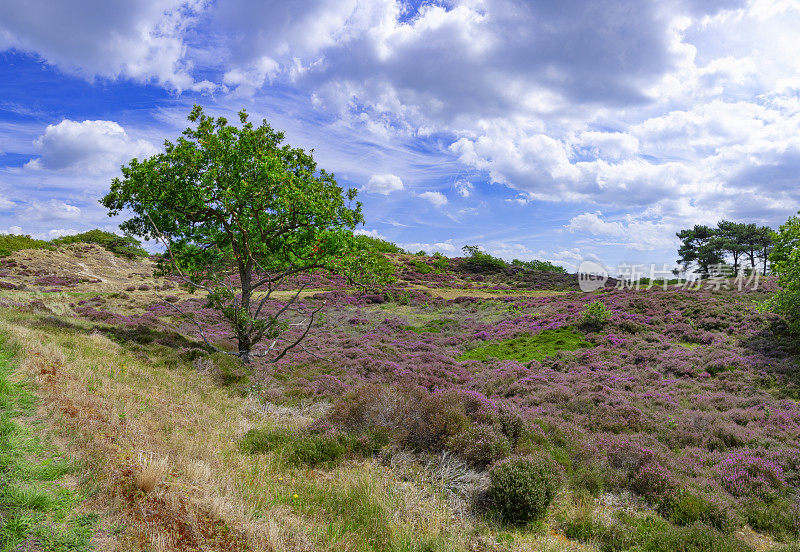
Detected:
left=0, top=234, right=54, bottom=257
left=677, top=224, right=726, bottom=276
left=102, top=105, right=393, bottom=360
left=563, top=511, right=751, bottom=552
left=461, top=245, right=507, bottom=272
left=488, top=453, right=562, bottom=525
left=0, top=341, right=96, bottom=551
left=459, top=327, right=592, bottom=363
left=510, top=258, right=567, bottom=273
left=52, top=229, right=147, bottom=259
left=762, top=212, right=800, bottom=333
left=743, top=497, right=800, bottom=540
left=677, top=220, right=774, bottom=276
left=579, top=301, right=613, bottom=329
left=661, top=490, right=733, bottom=532
left=445, top=424, right=512, bottom=468
left=239, top=427, right=385, bottom=467
left=353, top=235, right=406, bottom=254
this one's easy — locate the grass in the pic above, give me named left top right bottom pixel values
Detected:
left=0, top=336, right=97, bottom=551
left=0, top=311, right=485, bottom=551
left=459, top=327, right=593, bottom=363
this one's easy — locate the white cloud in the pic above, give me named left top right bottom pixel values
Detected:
left=353, top=228, right=387, bottom=240
left=567, top=212, right=625, bottom=236
left=419, top=191, right=448, bottom=207
left=0, top=195, right=14, bottom=210
left=400, top=240, right=457, bottom=255
left=0, top=0, right=199, bottom=90
left=363, top=173, right=404, bottom=195
left=25, top=119, right=158, bottom=174
left=20, top=200, right=82, bottom=221
left=454, top=180, right=474, bottom=197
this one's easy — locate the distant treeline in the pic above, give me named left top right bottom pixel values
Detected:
left=0, top=229, right=148, bottom=259
left=677, top=220, right=774, bottom=276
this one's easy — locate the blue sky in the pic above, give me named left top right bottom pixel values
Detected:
left=2, top=0, right=800, bottom=272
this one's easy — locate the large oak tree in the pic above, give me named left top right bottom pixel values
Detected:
left=102, top=106, right=392, bottom=361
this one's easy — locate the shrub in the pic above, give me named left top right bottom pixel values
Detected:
left=353, top=235, right=406, bottom=254
left=660, top=489, right=734, bottom=532
left=488, top=453, right=562, bottom=525
left=445, top=424, right=512, bottom=468
left=716, top=453, right=787, bottom=502
left=743, top=497, right=800, bottom=540
left=52, top=229, right=148, bottom=258
left=579, top=300, right=613, bottom=329
left=511, top=258, right=567, bottom=273
left=461, top=245, right=507, bottom=272
left=0, top=233, right=54, bottom=257
left=239, top=427, right=385, bottom=467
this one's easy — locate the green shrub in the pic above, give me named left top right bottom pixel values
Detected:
left=353, top=235, right=406, bottom=254
left=744, top=497, right=800, bottom=540
left=661, top=489, right=734, bottom=532
left=445, top=424, right=512, bottom=468
left=488, top=453, right=562, bottom=525
left=511, top=259, right=567, bottom=273
left=52, top=229, right=148, bottom=258
left=239, top=427, right=383, bottom=467
left=462, top=245, right=507, bottom=272
left=0, top=234, right=54, bottom=257
left=579, top=301, right=613, bottom=329
left=564, top=512, right=751, bottom=552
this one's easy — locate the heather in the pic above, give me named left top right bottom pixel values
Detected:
left=2, top=242, right=800, bottom=549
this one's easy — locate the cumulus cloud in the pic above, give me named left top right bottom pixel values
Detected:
left=25, top=119, right=158, bottom=174
left=567, top=212, right=678, bottom=251
left=400, top=240, right=457, bottom=255
left=20, top=200, right=82, bottom=221
left=363, top=173, right=404, bottom=195
left=419, top=191, right=448, bottom=207
left=0, top=0, right=201, bottom=90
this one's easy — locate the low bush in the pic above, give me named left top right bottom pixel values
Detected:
left=579, top=300, right=613, bottom=329
left=326, top=385, right=536, bottom=468
left=0, top=233, right=54, bottom=257
left=52, top=229, right=148, bottom=258
left=445, top=424, right=512, bottom=468
left=461, top=245, right=507, bottom=272
left=239, top=427, right=385, bottom=467
left=563, top=511, right=751, bottom=552
left=487, top=453, right=562, bottom=525
left=743, top=497, right=800, bottom=540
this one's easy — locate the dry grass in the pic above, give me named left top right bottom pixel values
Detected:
left=2, top=310, right=544, bottom=552
left=136, top=452, right=170, bottom=493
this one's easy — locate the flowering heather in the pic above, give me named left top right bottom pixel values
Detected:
left=63, top=262, right=800, bottom=532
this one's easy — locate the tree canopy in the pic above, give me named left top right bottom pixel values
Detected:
left=102, top=105, right=392, bottom=361
left=676, top=221, right=773, bottom=277
left=761, top=213, right=800, bottom=332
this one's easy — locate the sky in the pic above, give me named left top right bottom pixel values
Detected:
left=2, top=0, right=800, bottom=272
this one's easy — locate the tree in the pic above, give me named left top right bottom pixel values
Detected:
left=716, top=220, right=748, bottom=273
left=755, top=225, right=774, bottom=275
left=676, top=225, right=725, bottom=277
left=761, top=213, right=800, bottom=332
left=102, top=106, right=392, bottom=362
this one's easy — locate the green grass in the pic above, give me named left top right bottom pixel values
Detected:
left=459, top=327, right=592, bottom=363
left=0, top=338, right=96, bottom=551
